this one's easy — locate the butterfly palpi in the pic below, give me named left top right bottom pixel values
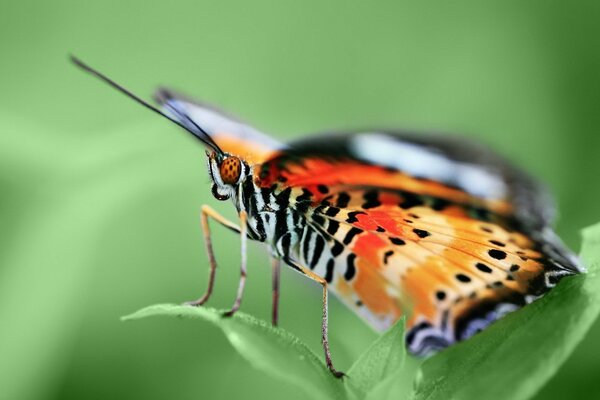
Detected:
left=72, top=56, right=584, bottom=377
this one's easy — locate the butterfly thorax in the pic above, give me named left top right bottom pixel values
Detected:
left=208, top=152, right=306, bottom=259
left=239, top=172, right=307, bottom=258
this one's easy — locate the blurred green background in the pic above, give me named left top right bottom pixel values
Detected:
left=1, top=1, right=599, bottom=399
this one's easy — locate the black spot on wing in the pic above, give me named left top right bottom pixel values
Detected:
left=399, top=193, right=424, bottom=209
left=317, top=184, right=329, bottom=194
left=362, top=190, right=381, bottom=209
left=488, top=249, right=507, bottom=260
left=331, top=241, right=344, bottom=257
left=336, top=192, right=350, bottom=208
left=312, top=214, right=326, bottom=226
left=413, top=228, right=431, bottom=238
left=389, top=237, right=406, bottom=245
left=325, top=207, right=340, bottom=217
left=310, top=235, right=325, bottom=269
left=347, top=211, right=366, bottom=223
left=343, top=227, right=363, bottom=245
left=325, top=259, right=334, bottom=283
left=475, top=263, right=493, bottom=273
left=383, top=250, right=394, bottom=264
left=345, top=254, right=357, bottom=281
left=327, top=220, right=340, bottom=235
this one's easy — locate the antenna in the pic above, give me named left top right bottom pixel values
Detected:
left=70, top=55, right=223, bottom=154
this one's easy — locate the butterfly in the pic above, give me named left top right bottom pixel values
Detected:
left=72, top=56, right=584, bottom=378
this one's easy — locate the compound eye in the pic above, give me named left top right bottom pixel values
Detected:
left=219, top=156, right=242, bottom=184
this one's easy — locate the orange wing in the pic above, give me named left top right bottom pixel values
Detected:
left=259, top=132, right=582, bottom=354
left=301, top=188, right=560, bottom=354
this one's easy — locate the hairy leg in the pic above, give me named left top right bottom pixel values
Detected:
left=222, top=210, right=248, bottom=317
left=185, top=205, right=240, bottom=306
left=286, top=259, right=344, bottom=378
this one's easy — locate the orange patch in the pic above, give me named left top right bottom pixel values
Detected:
left=352, top=258, right=402, bottom=317
left=215, top=134, right=278, bottom=164
left=258, top=158, right=512, bottom=215
left=352, top=233, right=388, bottom=268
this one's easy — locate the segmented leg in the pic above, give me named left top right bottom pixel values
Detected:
left=185, top=205, right=240, bottom=307
left=222, top=210, right=248, bottom=317
left=286, top=259, right=344, bottom=378
left=271, top=257, right=281, bottom=326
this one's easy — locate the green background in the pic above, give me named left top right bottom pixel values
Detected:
left=1, top=1, right=599, bottom=399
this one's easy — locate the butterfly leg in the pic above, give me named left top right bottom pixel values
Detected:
left=287, top=259, right=344, bottom=378
left=185, top=205, right=241, bottom=307
left=222, top=210, right=248, bottom=317
left=271, top=257, right=281, bottom=326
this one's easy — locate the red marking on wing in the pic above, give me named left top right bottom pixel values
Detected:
left=259, top=158, right=512, bottom=214
left=352, top=233, right=388, bottom=269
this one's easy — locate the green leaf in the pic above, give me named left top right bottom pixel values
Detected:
left=347, top=317, right=408, bottom=399
left=363, top=358, right=420, bottom=400
left=413, top=222, right=600, bottom=400
left=122, top=304, right=346, bottom=400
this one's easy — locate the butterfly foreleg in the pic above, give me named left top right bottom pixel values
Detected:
left=188, top=206, right=281, bottom=324
left=221, top=210, right=248, bottom=317
left=185, top=204, right=241, bottom=307
left=286, top=258, right=345, bottom=379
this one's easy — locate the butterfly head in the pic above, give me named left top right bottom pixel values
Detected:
left=207, top=151, right=249, bottom=201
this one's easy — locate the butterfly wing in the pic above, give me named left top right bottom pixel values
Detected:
left=155, top=89, right=286, bottom=163
left=260, top=131, right=582, bottom=355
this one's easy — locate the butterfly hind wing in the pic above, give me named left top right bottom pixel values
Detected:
left=155, top=88, right=286, bottom=163
left=261, top=131, right=582, bottom=354
left=298, top=186, right=578, bottom=355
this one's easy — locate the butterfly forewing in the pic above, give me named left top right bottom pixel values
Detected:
left=156, top=88, right=286, bottom=164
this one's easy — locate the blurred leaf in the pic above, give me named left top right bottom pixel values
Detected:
left=347, top=317, right=411, bottom=399
left=122, top=304, right=346, bottom=400
left=364, top=362, right=418, bottom=400
left=413, top=222, right=600, bottom=400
